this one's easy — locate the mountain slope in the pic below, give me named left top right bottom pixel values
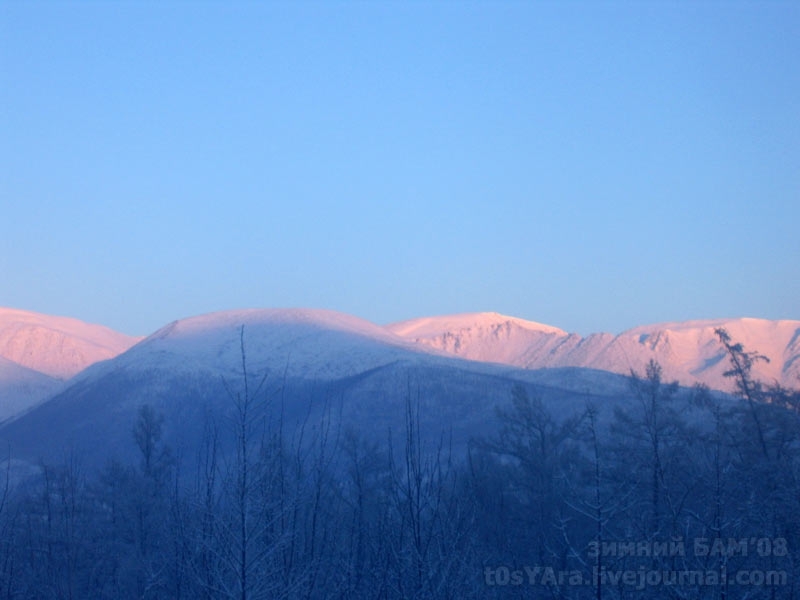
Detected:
left=86, top=307, right=441, bottom=382
left=388, top=312, right=568, bottom=366
left=612, top=318, right=800, bottom=390
left=0, top=307, right=142, bottom=379
left=0, top=356, right=64, bottom=423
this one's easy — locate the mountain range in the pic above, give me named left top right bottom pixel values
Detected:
left=0, top=306, right=797, bottom=469
left=389, top=312, right=800, bottom=391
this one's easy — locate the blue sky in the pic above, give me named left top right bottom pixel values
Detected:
left=2, top=2, right=798, bottom=336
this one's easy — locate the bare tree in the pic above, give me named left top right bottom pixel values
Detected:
left=612, top=359, right=684, bottom=539
left=0, top=446, right=14, bottom=599
left=715, top=328, right=772, bottom=460
left=485, top=384, right=584, bottom=564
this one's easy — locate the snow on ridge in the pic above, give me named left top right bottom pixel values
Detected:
left=0, top=307, right=142, bottom=379
left=623, top=316, right=799, bottom=336
left=148, top=307, right=405, bottom=344
left=616, top=318, right=800, bottom=386
left=3, top=306, right=798, bottom=394
left=385, top=312, right=569, bottom=368
left=0, top=307, right=138, bottom=347
left=387, top=312, right=567, bottom=338
left=387, top=312, right=800, bottom=391
left=115, top=307, right=438, bottom=381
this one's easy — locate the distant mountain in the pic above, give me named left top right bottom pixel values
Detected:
left=0, top=309, right=628, bottom=469
left=3, top=306, right=795, bottom=394
left=1, top=306, right=796, bottom=469
left=0, top=307, right=141, bottom=379
left=388, top=313, right=800, bottom=392
left=0, top=356, right=64, bottom=423
left=0, top=308, right=141, bottom=421
left=388, top=312, right=568, bottom=365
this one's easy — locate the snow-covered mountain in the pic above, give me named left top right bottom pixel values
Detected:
left=0, top=356, right=64, bottom=423
left=2, top=305, right=795, bottom=395
left=387, top=313, right=800, bottom=392
left=1, top=306, right=796, bottom=468
left=388, top=312, right=568, bottom=366
left=98, top=307, right=437, bottom=381
left=0, top=307, right=141, bottom=379
left=0, top=307, right=142, bottom=422
left=0, top=308, right=622, bottom=468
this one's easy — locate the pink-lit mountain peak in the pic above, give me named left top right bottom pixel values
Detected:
left=0, top=307, right=142, bottom=379
left=388, top=313, right=800, bottom=392
left=388, top=311, right=566, bottom=338
left=618, top=317, right=800, bottom=387
left=386, top=312, right=570, bottom=366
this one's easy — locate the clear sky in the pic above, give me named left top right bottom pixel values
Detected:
left=1, top=2, right=798, bottom=336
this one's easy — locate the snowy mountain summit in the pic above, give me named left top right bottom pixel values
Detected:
left=0, top=308, right=142, bottom=421
left=387, top=312, right=569, bottom=366
left=387, top=313, right=800, bottom=392
left=110, top=308, right=436, bottom=381
left=0, top=307, right=141, bottom=379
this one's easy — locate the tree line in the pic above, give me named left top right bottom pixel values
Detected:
left=0, top=327, right=797, bottom=599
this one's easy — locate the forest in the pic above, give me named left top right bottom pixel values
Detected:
left=0, top=329, right=797, bottom=599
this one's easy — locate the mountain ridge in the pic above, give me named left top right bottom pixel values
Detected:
left=0, top=307, right=142, bottom=379
left=1, top=306, right=796, bottom=469
left=1, top=307, right=797, bottom=405
left=0, top=308, right=624, bottom=468
left=387, top=312, right=800, bottom=392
